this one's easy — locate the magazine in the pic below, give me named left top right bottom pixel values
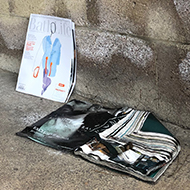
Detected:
left=16, top=99, right=181, bottom=182
left=16, top=14, right=76, bottom=102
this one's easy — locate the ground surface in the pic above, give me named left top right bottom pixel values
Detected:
left=0, top=69, right=189, bottom=190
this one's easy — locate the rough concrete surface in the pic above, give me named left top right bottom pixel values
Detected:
left=75, top=28, right=190, bottom=129
left=0, top=69, right=189, bottom=190
left=97, top=0, right=187, bottom=42
left=1, top=0, right=189, bottom=41
left=1, top=0, right=190, bottom=130
left=0, top=1, right=190, bottom=188
left=0, top=15, right=28, bottom=50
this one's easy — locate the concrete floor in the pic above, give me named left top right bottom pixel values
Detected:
left=0, top=69, right=189, bottom=190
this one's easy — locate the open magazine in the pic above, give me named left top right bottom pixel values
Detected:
left=16, top=100, right=180, bottom=182
left=16, top=14, right=76, bottom=102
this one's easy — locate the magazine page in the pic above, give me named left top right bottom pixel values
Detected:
left=16, top=99, right=181, bottom=182
left=16, top=14, right=76, bottom=103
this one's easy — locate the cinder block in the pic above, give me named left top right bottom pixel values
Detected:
left=0, top=53, right=21, bottom=73
left=8, top=0, right=88, bottom=25
left=1, top=0, right=190, bottom=43
left=75, top=28, right=157, bottom=110
left=154, top=42, right=190, bottom=127
left=179, top=51, right=190, bottom=87
left=75, top=28, right=190, bottom=129
left=11, top=0, right=56, bottom=17
left=0, top=15, right=28, bottom=49
left=76, top=29, right=154, bottom=68
left=63, top=0, right=88, bottom=25
left=0, top=0, right=189, bottom=129
left=11, top=0, right=87, bottom=22
left=47, top=0, right=68, bottom=18
left=0, top=29, right=23, bottom=73
left=0, top=0, right=10, bottom=15
left=97, top=0, right=187, bottom=43
left=174, top=0, right=190, bottom=40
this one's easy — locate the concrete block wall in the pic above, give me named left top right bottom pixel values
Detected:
left=0, top=0, right=190, bottom=129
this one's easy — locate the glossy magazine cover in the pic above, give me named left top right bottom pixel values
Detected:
left=16, top=14, right=76, bottom=103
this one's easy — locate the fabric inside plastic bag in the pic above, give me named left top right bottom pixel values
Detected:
left=16, top=99, right=180, bottom=182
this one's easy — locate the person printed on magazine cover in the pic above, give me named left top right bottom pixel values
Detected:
left=33, top=22, right=61, bottom=95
